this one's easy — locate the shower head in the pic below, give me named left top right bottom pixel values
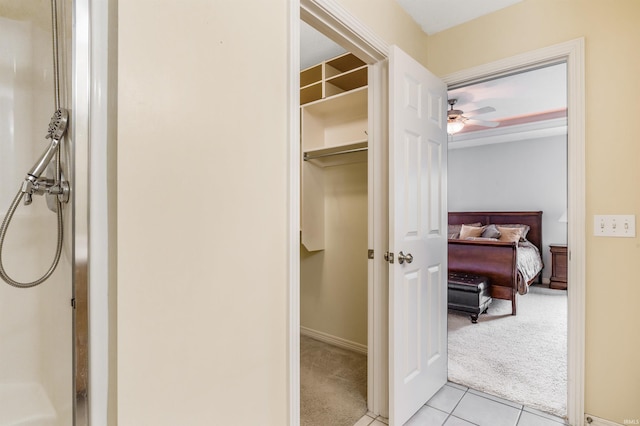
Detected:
left=27, top=108, right=69, bottom=181
left=46, top=108, right=69, bottom=140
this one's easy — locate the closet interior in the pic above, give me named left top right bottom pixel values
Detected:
left=300, top=51, right=369, bottom=349
left=299, top=52, right=371, bottom=423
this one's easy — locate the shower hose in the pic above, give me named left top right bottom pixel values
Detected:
left=0, top=192, right=64, bottom=288
left=0, top=0, right=66, bottom=288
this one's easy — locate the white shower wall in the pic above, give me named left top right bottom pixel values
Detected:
left=0, top=11, right=72, bottom=426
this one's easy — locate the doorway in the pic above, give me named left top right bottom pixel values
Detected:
left=300, top=15, right=378, bottom=425
left=441, top=43, right=585, bottom=423
left=294, top=2, right=391, bottom=423
left=289, top=2, right=585, bottom=425
left=298, top=20, right=370, bottom=425
left=445, top=63, right=569, bottom=417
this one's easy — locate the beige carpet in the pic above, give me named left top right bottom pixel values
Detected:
left=448, top=286, right=567, bottom=417
left=300, top=335, right=367, bottom=426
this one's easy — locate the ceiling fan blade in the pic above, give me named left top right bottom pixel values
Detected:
left=464, top=106, right=496, bottom=117
left=465, top=118, right=499, bottom=128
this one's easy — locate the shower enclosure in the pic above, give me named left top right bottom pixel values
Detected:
left=0, top=1, right=76, bottom=424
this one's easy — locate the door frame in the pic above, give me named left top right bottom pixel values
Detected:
left=441, top=38, right=585, bottom=425
left=287, top=1, right=585, bottom=425
left=290, top=0, right=391, bottom=422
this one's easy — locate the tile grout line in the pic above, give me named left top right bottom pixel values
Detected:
left=438, top=385, right=465, bottom=425
left=467, top=388, right=524, bottom=411
left=441, top=386, right=482, bottom=426
left=455, top=373, right=569, bottom=415
left=470, top=388, right=566, bottom=424
left=515, top=406, right=524, bottom=426
left=355, top=384, right=563, bottom=426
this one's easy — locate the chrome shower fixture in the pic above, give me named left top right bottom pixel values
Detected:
left=21, top=108, right=70, bottom=206
left=0, top=0, right=68, bottom=288
left=47, top=108, right=68, bottom=140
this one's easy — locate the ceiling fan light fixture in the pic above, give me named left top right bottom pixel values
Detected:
left=446, top=97, right=498, bottom=134
left=447, top=118, right=465, bottom=134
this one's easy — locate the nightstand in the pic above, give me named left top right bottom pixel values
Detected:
left=549, top=244, right=568, bottom=290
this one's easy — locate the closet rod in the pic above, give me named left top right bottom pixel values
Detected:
left=303, top=147, right=368, bottom=161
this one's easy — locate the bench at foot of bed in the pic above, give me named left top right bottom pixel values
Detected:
left=448, top=271, right=492, bottom=324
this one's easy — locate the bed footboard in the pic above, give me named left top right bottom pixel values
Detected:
left=448, top=239, right=519, bottom=314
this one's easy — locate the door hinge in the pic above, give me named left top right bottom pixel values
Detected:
left=71, top=298, right=76, bottom=309
left=384, top=251, right=394, bottom=264
left=368, top=249, right=374, bottom=259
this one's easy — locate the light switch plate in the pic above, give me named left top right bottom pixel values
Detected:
left=593, top=214, right=636, bottom=237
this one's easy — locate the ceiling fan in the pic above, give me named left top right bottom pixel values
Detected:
left=447, top=99, right=499, bottom=134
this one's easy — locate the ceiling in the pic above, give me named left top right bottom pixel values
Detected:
left=395, top=0, right=523, bottom=35
left=300, top=0, right=525, bottom=68
left=300, top=1, right=566, bottom=147
left=447, top=63, right=567, bottom=147
left=300, top=21, right=346, bottom=70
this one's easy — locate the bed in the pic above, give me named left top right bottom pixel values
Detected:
left=448, top=211, right=544, bottom=315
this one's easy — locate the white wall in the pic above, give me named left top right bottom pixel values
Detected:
left=448, top=134, right=567, bottom=279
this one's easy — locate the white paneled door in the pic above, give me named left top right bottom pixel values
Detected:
left=388, top=45, right=448, bottom=426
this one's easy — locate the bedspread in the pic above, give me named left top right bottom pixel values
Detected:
left=516, top=240, right=544, bottom=295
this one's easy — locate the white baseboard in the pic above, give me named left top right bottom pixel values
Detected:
left=300, top=326, right=367, bottom=355
left=585, top=414, right=628, bottom=426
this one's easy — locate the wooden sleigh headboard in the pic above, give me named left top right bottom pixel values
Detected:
left=448, top=211, right=543, bottom=254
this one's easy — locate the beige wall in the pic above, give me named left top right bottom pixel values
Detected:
left=301, top=162, right=368, bottom=345
left=426, top=0, right=640, bottom=423
left=117, top=1, right=289, bottom=424
left=336, top=0, right=430, bottom=65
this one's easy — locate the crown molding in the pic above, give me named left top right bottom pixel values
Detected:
left=449, top=118, right=567, bottom=149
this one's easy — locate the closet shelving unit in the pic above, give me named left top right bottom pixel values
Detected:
left=300, top=52, right=368, bottom=251
left=301, top=53, right=368, bottom=103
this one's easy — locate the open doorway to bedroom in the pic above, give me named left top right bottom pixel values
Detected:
left=444, top=63, right=569, bottom=418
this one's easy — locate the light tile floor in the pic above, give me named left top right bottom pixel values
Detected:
left=354, top=382, right=568, bottom=426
